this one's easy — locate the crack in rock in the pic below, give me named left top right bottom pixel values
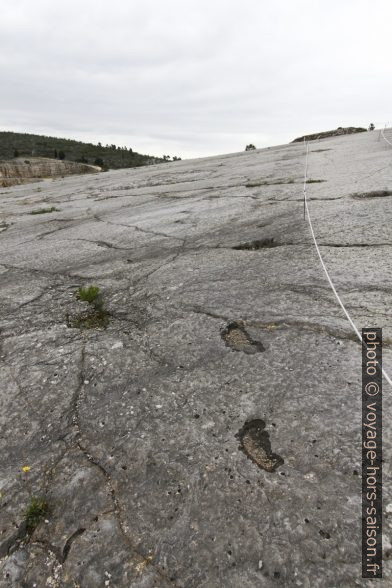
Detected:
left=351, top=189, right=392, bottom=199
left=0, top=522, right=28, bottom=559
left=64, top=348, right=178, bottom=586
left=232, top=238, right=277, bottom=250
left=61, top=528, right=86, bottom=562
left=318, top=242, right=391, bottom=248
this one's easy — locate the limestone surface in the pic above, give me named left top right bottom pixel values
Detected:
left=0, top=130, right=391, bottom=587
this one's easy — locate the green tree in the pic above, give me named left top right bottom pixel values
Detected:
left=58, top=150, right=65, bottom=160
left=13, top=148, right=19, bottom=158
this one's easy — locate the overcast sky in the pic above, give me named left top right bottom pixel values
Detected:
left=1, top=0, right=391, bottom=159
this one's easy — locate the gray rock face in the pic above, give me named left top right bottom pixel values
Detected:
left=0, top=130, right=391, bottom=586
left=0, top=158, right=99, bottom=187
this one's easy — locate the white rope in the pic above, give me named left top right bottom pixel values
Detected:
left=381, top=126, right=392, bottom=147
left=303, top=141, right=392, bottom=387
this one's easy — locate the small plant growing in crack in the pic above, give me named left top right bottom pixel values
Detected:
left=30, top=207, right=60, bottom=215
left=68, top=285, right=109, bottom=329
left=25, top=497, right=49, bottom=532
left=77, top=285, right=100, bottom=303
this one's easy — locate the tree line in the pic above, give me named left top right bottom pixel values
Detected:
left=0, top=131, right=181, bottom=170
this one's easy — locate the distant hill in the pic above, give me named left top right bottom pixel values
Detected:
left=0, top=131, right=166, bottom=169
left=292, top=126, right=367, bottom=143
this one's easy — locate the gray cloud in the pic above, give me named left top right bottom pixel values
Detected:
left=1, top=0, right=391, bottom=158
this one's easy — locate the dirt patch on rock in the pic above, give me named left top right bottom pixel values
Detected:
left=236, top=419, right=283, bottom=472
left=66, top=308, right=109, bottom=329
left=221, top=320, right=265, bottom=354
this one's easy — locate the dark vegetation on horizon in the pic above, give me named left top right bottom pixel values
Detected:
left=292, top=126, right=368, bottom=143
left=0, top=131, right=181, bottom=169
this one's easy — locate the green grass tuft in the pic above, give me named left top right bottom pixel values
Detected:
left=77, top=285, right=100, bottom=303
left=69, top=285, right=109, bottom=329
left=25, top=497, right=49, bottom=531
left=30, top=207, right=59, bottom=215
